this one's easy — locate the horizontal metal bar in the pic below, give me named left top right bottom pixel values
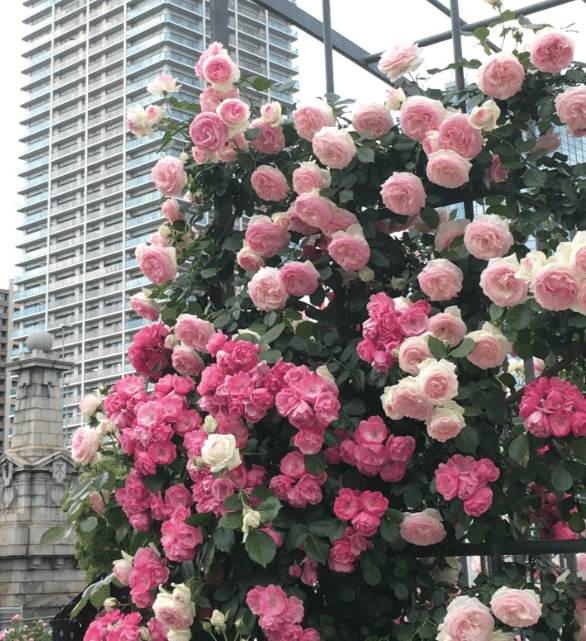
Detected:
left=417, top=537, right=586, bottom=558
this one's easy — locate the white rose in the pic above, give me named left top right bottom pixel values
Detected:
left=167, top=630, right=191, bottom=641
left=242, top=506, right=262, bottom=534
left=201, top=433, right=241, bottom=473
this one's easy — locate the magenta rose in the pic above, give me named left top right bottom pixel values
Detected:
left=136, top=244, right=177, bottom=285
left=426, top=149, right=472, bottom=189
left=478, top=52, right=525, bottom=100
left=418, top=259, right=463, bottom=301
left=250, top=166, right=289, bottom=202
left=189, top=112, right=229, bottom=152
left=490, top=587, right=542, bottom=628
left=328, top=224, right=370, bottom=271
left=530, top=29, right=574, bottom=73
left=174, top=314, right=214, bottom=351
left=464, top=214, right=513, bottom=260
left=444, top=596, right=494, bottom=641
left=352, top=103, right=393, bottom=140
left=480, top=257, right=528, bottom=307
left=312, top=126, right=357, bottom=169
left=151, top=156, right=187, bottom=196
left=531, top=263, right=580, bottom=310
left=378, top=43, right=423, bottom=81
left=486, top=154, right=510, bottom=184
left=400, top=509, right=447, bottom=546
left=463, top=486, right=494, bottom=516
left=279, top=261, right=320, bottom=297
left=555, top=86, right=586, bottom=136
left=399, top=96, right=446, bottom=142
left=381, top=172, right=426, bottom=216
left=245, top=215, right=289, bottom=257
left=248, top=267, right=288, bottom=311
left=293, top=100, right=335, bottom=141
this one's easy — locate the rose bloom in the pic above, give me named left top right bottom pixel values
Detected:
left=377, top=42, right=423, bottom=81
left=480, top=256, right=529, bottom=307
left=426, top=150, right=472, bottom=189
left=486, top=154, right=510, bottom=184
left=79, top=393, right=101, bottom=419
left=201, top=433, right=241, bottom=473
left=174, top=314, right=215, bottom=351
left=466, top=322, right=512, bottom=370
left=279, top=261, right=320, bottom=297
left=444, top=596, right=494, bottom=641
left=293, top=100, right=335, bottom=141
left=555, top=86, right=586, bottom=136
left=381, top=172, right=426, bottom=216
left=71, top=426, right=101, bottom=466
left=202, top=53, right=240, bottom=89
left=418, top=259, right=463, bottom=301
left=248, top=267, right=288, bottom=311
left=161, top=198, right=185, bottom=223
left=468, top=100, right=500, bottom=131
left=189, top=112, right=230, bottom=152
left=399, top=96, right=446, bottom=142
left=130, top=292, right=161, bottom=322
left=312, top=126, right=357, bottom=169
left=490, top=587, right=542, bottom=628
left=435, top=218, right=469, bottom=252
left=216, top=98, right=250, bottom=132
left=400, top=509, right=447, bottom=546
left=151, top=156, right=187, bottom=196
left=464, top=214, right=513, bottom=260
left=328, top=224, right=370, bottom=271
left=478, top=52, right=525, bottom=100
left=147, top=74, right=181, bottom=94
left=438, top=113, right=484, bottom=159
left=200, top=85, right=239, bottom=112
left=385, top=87, right=406, bottom=111
left=426, top=403, right=466, bottom=442
left=136, top=244, right=177, bottom=285
left=416, top=358, right=459, bottom=405
left=292, top=161, right=331, bottom=195
left=422, top=130, right=441, bottom=155
left=531, top=263, right=580, bottom=311
left=250, top=165, right=289, bottom=202
left=172, top=345, right=204, bottom=377
left=237, top=245, right=264, bottom=272
left=260, top=101, right=285, bottom=126
left=381, top=377, right=434, bottom=422
left=530, top=29, right=574, bottom=73
left=352, top=103, right=393, bottom=140
left=245, top=215, right=289, bottom=257
left=398, top=334, right=433, bottom=375
left=427, top=307, right=467, bottom=347
left=249, top=118, right=286, bottom=154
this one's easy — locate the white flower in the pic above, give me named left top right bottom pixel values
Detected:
left=202, top=416, right=218, bottom=434
left=242, top=506, right=262, bottom=534
left=201, top=433, right=241, bottom=473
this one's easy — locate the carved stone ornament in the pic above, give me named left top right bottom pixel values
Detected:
left=52, top=459, right=68, bottom=484
left=1, top=460, right=14, bottom=487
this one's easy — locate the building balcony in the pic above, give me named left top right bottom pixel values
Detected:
left=16, top=246, right=48, bottom=265
left=52, top=123, right=85, bottom=143
left=54, top=50, right=87, bottom=74
left=88, top=50, right=124, bottom=73
left=18, top=227, right=48, bottom=244
left=14, top=265, right=48, bottom=283
left=84, top=324, right=123, bottom=340
left=54, top=16, right=86, bottom=40
left=19, top=193, right=48, bottom=210
left=12, top=322, right=47, bottom=339
left=14, top=285, right=47, bottom=302
left=50, top=216, right=84, bottom=233
left=13, top=304, right=46, bottom=320
left=19, top=173, right=49, bottom=193
left=21, top=154, right=49, bottom=175
left=125, top=211, right=161, bottom=229
left=22, top=84, right=51, bottom=107
left=55, top=0, right=86, bottom=19
left=20, top=209, right=48, bottom=227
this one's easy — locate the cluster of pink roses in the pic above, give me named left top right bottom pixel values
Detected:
left=528, top=484, right=582, bottom=540
left=435, top=454, right=500, bottom=516
left=113, top=547, right=169, bottom=609
left=333, top=488, right=389, bottom=537
left=85, top=610, right=147, bottom=641
left=519, top=375, right=586, bottom=438
left=269, top=450, right=327, bottom=509
left=327, top=525, right=372, bottom=573
left=245, top=585, right=320, bottom=641
left=127, top=323, right=173, bottom=381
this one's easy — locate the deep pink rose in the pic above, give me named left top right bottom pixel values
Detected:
left=312, top=126, right=357, bottom=169
left=381, top=172, right=426, bottom=216
left=463, top=486, right=494, bottom=516
left=464, top=214, right=513, bottom=260
left=400, top=510, right=447, bottom=546
left=426, top=149, right=472, bottom=189
left=417, top=259, right=463, bottom=301
left=136, top=244, right=177, bottom=285
left=378, top=42, right=423, bottom=81
left=478, top=52, right=525, bottom=100
left=531, top=264, right=580, bottom=310
left=333, top=488, right=361, bottom=521
left=248, top=267, right=288, bottom=311
left=480, top=257, right=528, bottom=307
left=352, top=103, right=393, bottom=140
left=151, top=156, right=187, bottom=196
left=399, top=96, right=446, bottom=142
left=438, top=113, right=484, bottom=159
left=250, top=166, right=289, bottom=202
left=293, top=100, right=335, bottom=141
left=555, top=86, right=586, bottom=136
left=279, top=261, right=319, bottom=297
left=486, top=154, right=510, bottom=183
left=189, top=112, right=229, bottom=152
left=530, top=30, right=574, bottom=73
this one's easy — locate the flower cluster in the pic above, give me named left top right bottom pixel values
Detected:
left=113, top=547, right=170, bottom=609
left=333, top=488, right=389, bottom=537
left=328, top=526, right=373, bottom=573
left=127, top=323, right=173, bottom=381
left=269, top=450, right=327, bottom=508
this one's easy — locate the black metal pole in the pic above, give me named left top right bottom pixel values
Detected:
left=210, top=0, right=230, bottom=47
left=322, top=0, right=334, bottom=94
left=450, top=0, right=465, bottom=92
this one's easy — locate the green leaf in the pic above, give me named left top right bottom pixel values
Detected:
left=185, top=512, right=215, bottom=527
left=379, top=516, right=399, bottom=543
left=223, top=494, right=243, bottom=511
left=257, top=496, right=281, bottom=522
left=508, top=433, right=529, bottom=462
left=394, top=582, right=409, bottom=600
left=284, top=523, right=308, bottom=551
left=420, top=207, right=440, bottom=230
left=506, top=305, right=533, bottom=330
left=259, top=349, right=282, bottom=364
left=573, top=437, right=586, bottom=461
left=212, top=527, right=236, bottom=553
left=356, top=146, right=375, bottom=163
left=252, top=76, right=272, bottom=92
left=552, top=463, right=573, bottom=492
left=307, top=517, right=335, bottom=538
left=523, top=168, right=547, bottom=188
left=305, top=452, right=327, bottom=475
left=261, top=322, right=286, bottom=345
left=474, top=26, right=490, bottom=40
left=89, top=584, right=110, bottom=609
left=218, top=511, right=244, bottom=530
left=427, top=335, right=447, bottom=360
left=363, top=564, right=382, bottom=586
left=329, top=519, right=346, bottom=541
left=343, top=398, right=366, bottom=416
left=80, top=516, right=98, bottom=533
left=40, top=526, right=67, bottom=546
left=449, top=337, right=476, bottom=358
left=569, top=512, right=585, bottom=533
left=295, top=321, right=315, bottom=338
left=454, top=426, right=480, bottom=455
left=115, top=522, right=131, bottom=544
left=304, top=533, right=330, bottom=565
left=245, top=529, right=276, bottom=568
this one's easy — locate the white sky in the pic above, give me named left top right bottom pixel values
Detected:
left=2, top=0, right=586, bottom=290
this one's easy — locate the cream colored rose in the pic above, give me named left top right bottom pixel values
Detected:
left=201, top=433, right=241, bottom=473
left=468, top=101, right=501, bottom=131
left=242, top=506, right=262, bottom=534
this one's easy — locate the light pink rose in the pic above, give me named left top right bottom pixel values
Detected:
left=400, top=509, right=446, bottom=546
left=466, top=322, right=512, bottom=370
left=422, top=130, right=441, bottom=155
left=245, top=215, right=289, bottom=257
left=195, top=41, right=226, bottom=80
left=250, top=166, right=289, bottom=202
left=427, top=307, right=467, bottom=347
left=531, top=263, right=580, bottom=310
left=79, top=393, right=101, bottom=419
left=328, top=224, right=370, bottom=271
left=237, top=245, right=264, bottom=272
left=248, top=267, right=288, bottom=311
left=438, top=113, right=484, bottom=160
left=434, top=218, right=469, bottom=252
left=533, top=129, right=561, bottom=154
left=312, top=126, right=357, bottom=169
left=71, top=426, right=101, bottom=466
left=293, top=100, right=335, bottom=141
left=478, top=52, right=525, bottom=100
left=480, top=256, right=528, bottom=307
left=279, top=261, right=320, bottom=297
left=486, top=154, right=510, bottom=183
left=127, top=105, right=152, bottom=138
left=147, top=74, right=181, bottom=94
left=136, top=244, right=177, bottom=285
left=161, top=198, right=185, bottom=223
left=152, top=156, right=187, bottom=196
left=191, top=146, right=215, bottom=165
left=352, top=103, right=393, bottom=140
left=294, top=191, right=333, bottom=230
left=426, top=404, right=466, bottom=441
left=381, top=172, right=426, bottom=216
left=260, top=101, right=284, bottom=126
left=399, top=334, right=433, bottom=375
left=416, top=358, right=459, bottom=405
left=530, top=29, right=574, bottom=73
left=490, top=587, right=542, bottom=628
left=202, top=53, right=240, bottom=90
left=468, top=101, right=500, bottom=131
left=172, top=345, right=204, bottom=377
left=464, top=214, right=513, bottom=260
left=200, top=85, right=240, bottom=112
left=216, top=98, right=250, bottom=132
left=385, top=87, right=407, bottom=111
left=555, top=86, right=586, bottom=136
left=174, top=314, right=215, bottom=351
left=145, top=105, right=164, bottom=127
left=418, top=259, right=463, bottom=301
left=377, top=43, right=423, bottom=81
left=292, top=161, right=331, bottom=194
left=381, top=377, right=433, bottom=422
left=413, top=206, right=450, bottom=234
left=249, top=118, right=286, bottom=154
left=189, top=112, right=229, bottom=152
left=426, top=149, right=472, bottom=189
left=444, top=596, right=494, bottom=641
left=130, top=292, right=161, bottom=322
left=399, top=96, right=446, bottom=142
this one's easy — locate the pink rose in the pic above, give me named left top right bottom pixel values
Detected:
left=151, top=156, right=187, bottom=196
left=490, top=587, right=542, bottom=628
left=250, top=166, right=289, bottom=202
left=468, top=100, right=500, bottom=131
left=381, top=172, right=426, bottom=216
left=486, top=154, right=510, bottom=183
left=377, top=43, right=423, bottom=81
left=328, top=224, right=370, bottom=271
left=400, top=509, right=447, bottom=546
left=531, top=263, right=580, bottom=310
left=478, top=52, right=525, bottom=100
left=294, top=192, right=333, bottom=230
left=161, top=198, right=185, bottom=223
left=130, top=293, right=161, bottom=322
left=71, top=426, right=101, bottom=466
left=426, top=150, right=472, bottom=189
left=418, top=259, right=463, bottom=301
left=422, top=130, right=441, bottom=155
left=444, top=596, right=494, bottom=641
left=293, top=100, right=335, bottom=141
left=292, top=161, right=331, bottom=194
left=196, top=41, right=226, bottom=80
left=172, top=345, right=204, bottom=377
left=464, top=214, right=513, bottom=260
left=398, top=335, right=433, bottom=375
left=438, top=113, right=484, bottom=159
left=237, top=245, right=264, bottom=272
left=399, top=96, right=446, bottom=142
left=466, top=322, right=512, bottom=370
left=427, top=307, right=467, bottom=347
left=279, top=261, right=320, bottom=297
left=555, top=86, right=586, bottom=136
left=334, top=488, right=361, bottom=521
left=385, top=87, right=406, bottom=111
left=426, top=404, right=466, bottom=442
left=463, top=486, right=494, bottom=516
left=245, top=215, right=289, bottom=257
left=202, top=53, right=240, bottom=89
left=480, top=256, right=528, bottom=307
left=381, top=378, right=434, bottom=422
left=249, top=118, right=286, bottom=154
left=416, top=359, right=459, bottom=405
left=216, top=98, right=250, bottom=131
left=200, top=86, right=239, bottom=112
left=312, top=126, right=357, bottom=169
left=434, top=218, right=469, bottom=252
left=533, top=129, right=561, bottom=154
left=352, top=103, right=393, bottom=140
left=530, top=29, right=574, bottom=73
left=248, top=267, right=288, bottom=311
left=175, top=314, right=214, bottom=351
left=136, top=244, right=177, bottom=285
left=189, top=112, right=229, bottom=152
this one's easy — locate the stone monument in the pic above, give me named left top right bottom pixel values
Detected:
left=0, top=331, right=86, bottom=621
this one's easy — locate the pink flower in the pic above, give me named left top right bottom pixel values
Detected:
left=427, top=307, right=467, bottom=347
left=486, top=154, right=510, bottom=183
left=438, top=113, right=484, bottom=159
left=189, top=112, right=230, bottom=152
left=530, top=29, right=574, bottom=73
left=399, top=96, right=446, bottom=142
left=556, top=86, right=586, bottom=136
left=172, top=345, right=204, bottom=377
left=79, top=393, right=101, bottom=418
left=294, top=192, right=333, bottom=230
left=237, top=245, right=264, bottom=272
left=334, top=488, right=361, bottom=521
left=466, top=322, right=512, bottom=370
left=151, top=156, right=187, bottom=196
left=250, top=166, right=289, bottom=202
left=195, top=41, right=226, bottom=80
left=443, top=596, right=494, bottom=641
left=245, top=215, right=289, bottom=257
left=292, top=161, right=331, bottom=195
left=478, top=52, right=525, bottom=100
left=463, top=486, right=494, bottom=516
left=480, top=256, right=528, bottom=307
left=434, top=218, right=469, bottom=252
left=490, top=587, right=542, bottom=627
left=416, top=359, right=459, bottom=405
left=136, top=244, right=177, bottom=285
left=248, top=267, right=288, bottom=311
left=531, top=264, right=580, bottom=310
left=216, top=98, right=250, bottom=131
left=328, top=224, right=370, bottom=271
left=312, top=126, right=357, bottom=169
left=381, top=377, right=434, bottom=422
left=293, top=100, right=335, bottom=141
left=71, top=426, right=100, bottom=465
left=161, top=198, right=185, bottom=223
left=426, top=404, right=466, bottom=442
left=202, top=53, right=240, bottom=89
left=352, top=103, right=393, bottom=140
left=468, top=101, right=500, bottom=131
left=385, top=87, right=406, bottom=111
left=426, top=149, right=472, bottom=189
left=464, top=214, right=513, bottom=260
left=400, top=509, right=447, bottom=545
left=147, top=74, right=181, bottom=94
left=398, top=334, right=433, bottom=375
left=377, top=43, right=423, bottom=81
left=200, top=85, right=240, bottom=112
left=279, top=261, right=320, bottom=297
left=130, top=293, right=161, bottom=322
left=381, top=172, right=426, bottom=216
left=418, top=259, right=463, bottom=301
left=174, top=314, right=215, bottom=351
left=249, top=118, right=287, bottom=154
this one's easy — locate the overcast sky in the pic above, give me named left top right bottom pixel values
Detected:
left=2, top=0, right=586, bottom=289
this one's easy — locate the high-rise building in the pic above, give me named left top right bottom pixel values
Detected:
left=0, top=286, right=15, bottom=452
left=14, top=0, right=298, bottom=443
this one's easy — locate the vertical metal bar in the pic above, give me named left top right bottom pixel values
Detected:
left=449, top=0, right=465, bottom=92
left=211, top=0, right=230, bottom=47
left=322, top=0, right=334, bottom=94
left=489, top=531, right=502, bottom=574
